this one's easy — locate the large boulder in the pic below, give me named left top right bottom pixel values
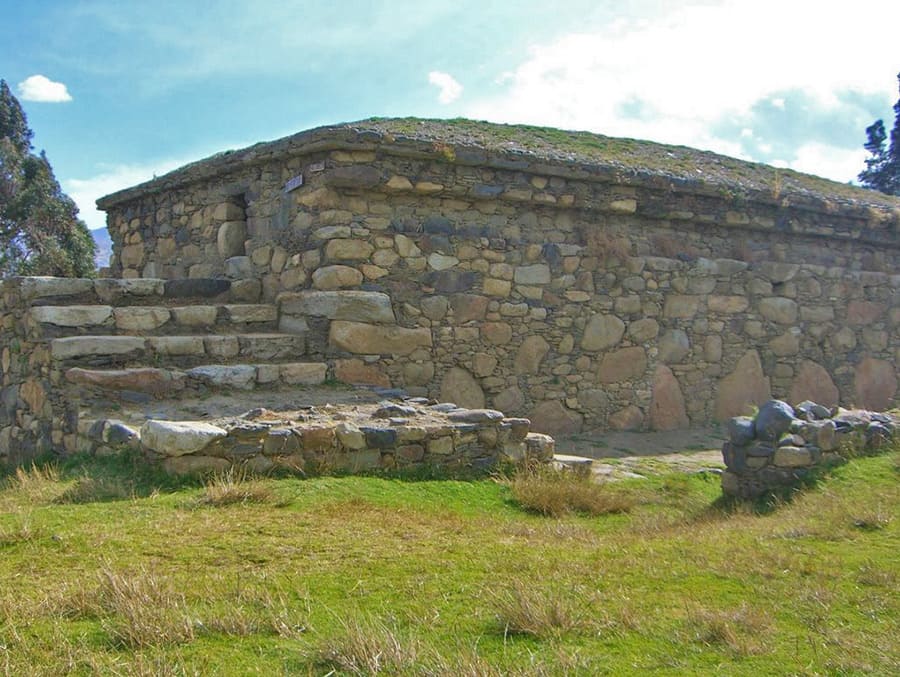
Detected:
left=754, top=400, right=796, bottom=441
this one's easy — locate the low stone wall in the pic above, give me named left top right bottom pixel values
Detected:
left=721, top=399, right=897, bottom=498
left=123, top=400, right=554, bottom=475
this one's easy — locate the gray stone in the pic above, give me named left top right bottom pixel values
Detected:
left=597, top=347, right=646, bottom=383
left=773, top=446, right=812, bottom=467
left=164, top=278, right=230, bottom=298
left=148, top=336, right=205, bottom=356
left=658, top=329, right=690, bottom=364
left=217, top=220, right=246, bottom=258
left=727, top=417, right=756, bottom=446
left=329, top=321, right=432, bottom=355
left=581, top=314, right=625, bottom=351
left=171, top=306, right=219, bottom=326
left=420, top=295, right=449, bottom=320
left=714, top=350, right=771, bottom=421
left=446, top=409, right=504, bottom=423
left=51, top=336, right=145, bottom=360
left=755, top=400, right=796, bottom=441
left=224, top=304, right=277, bottom=324
left=20, top=276, right=94, bottom=300
left=188, top=365, right=257, bottom=390
left=758, top=297, right=798, bottom=324
left=30, top=305, right=112, bottom=327
left=514, top=336, right=550, bottom=375
left=114, top=307, right=171, bottom=331
left=325, top=239, right=374, bottom=261
left=312, top=265, right=364, bottom=290
left=514, top=264, right=551, bottom=284
left=627, top=318, right=659, bottom=342
left=530, top=400, right=583, bottom=435
left=279, top=291, right=395, bottom=324
left=141, top=420, right=228, bottom=457
left=225, top=256, right=253, bottom=279
left=440, top=367, right=485, bottom=409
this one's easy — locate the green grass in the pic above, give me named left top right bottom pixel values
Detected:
left=0, top=446, right=897, bottom=675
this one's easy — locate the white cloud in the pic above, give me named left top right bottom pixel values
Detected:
left=65, top=160, right=186, bottom=231
left=428, top=71, right=463, bottom=104
left=17, top=75, right=73, bottom=103
left=464, top=0, right=900, bottom=179
left=787, top=142, right=868, bottom=184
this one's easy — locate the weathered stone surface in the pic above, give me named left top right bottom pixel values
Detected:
left=494, top=386, right=525, bottom=414
left=30, top=305, right=112, bottom=327
left=325, top=238, right=374, bottom=261
left=217, top=220, right=246, bottom=258
left=224, top=304, right=277, bottom=324
left=581, top=314, right=625, bottom=351
left=773, top=446, right=813, bottom=467
left=708, top=295, right=749, bottom=313
left=482, top=322, right=513, bottom=345
left=727, top=416, right=756, bottom=445
left=627, top=318, right=659, bottom=342
left=51, top=336, right=145, bottom=360
left=20, top=276, right=94, bottom=300
left=758, top=297, right=798, bottom=324
left=714, top=350, right=771, bottom=421
left=514, top=264, right=551, bottom=284
left=334, top=422, right=366, bottom=449
left=853, top=357, right=897, bottom=410
left=789, top=360, right=839, bottom=408
left=141, top=420, right=228, bottom=456
left=329, top=321, right=432, bottom=355
left=758, top=262, right=799, bottom=283
left=649, top=365, right=689, bottom=430
left=171, top=306, right=218, bottom=326
left=846, top=300, right=884, bottom=325
left=402, top=361, right=435, bottom=386
left=440, top=367, right=485, bottom=409
left=148, top=336, right=205, bottom=356
left=608, top=405, right=643, bottom=431
left=664, top=295, right=700, bottom=318
left=114, top=307, right=171, bottom=331
left=529, top=400, right=583, bottom=435
left=334, top=358, right=390, bottom=387
left=658, top=329, right=690, bottom=364
left=755, top=400, right=796, bottom=441
left=312, top=265, right=364, bottom=290
left=428, top=253, right=459, bottom=270
left=449, top=294, right=489, bottom=323
left=769, top=330, right=800, bottom=357
left=420, top=295, right=449, bottom=320
left=66, top=367, right=185, bottom=395
left=597, top=347, right=646, bottom=383
left=279, top=290, right=395, bottom=323
left=325, top=165, right=382, bottom=188
left=515, top=336, right=550, bottom=375
left=280, top=362, right=327, bottom=385
left=188, top=365, right=257, bottom=390
left=94, top=278, right=164, bottom=303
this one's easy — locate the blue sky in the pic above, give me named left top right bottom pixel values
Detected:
left=2, top=0, right=898, bottom=231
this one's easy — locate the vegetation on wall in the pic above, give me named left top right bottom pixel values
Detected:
left=0, top=79, right=95, bottom=277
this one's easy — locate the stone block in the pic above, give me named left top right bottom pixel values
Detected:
left=597, top=347, right=647, bottom=383
left=649, top=365, right=689, bottom=431
left=217, top=221, right=246, bottom=257
left=51, top=336, right=145, bottom=360
left=581, top=314, right=625, bottom=351
left=758, top=297, right=798, bottom=324
left=329, top=321, right=432, bottom=355
left=440, top=367, right=485, bottom=409
left=141, top=420, right=227, bottom=457
left=514, top=336, right=550, bottom=375
left=312, top=265, right=364, bottom=290
left=279, top=290, right=395, bottom=324
left=514, top=264, right=551, bottom=284
left=325, top=239, right=374, bottom=261
left=188, top=365, right=256, bottom=390
left=31, top=305, right=113, bottom=327
left=114, top=307, right=171, bottom=331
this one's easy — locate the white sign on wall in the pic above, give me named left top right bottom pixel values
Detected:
left=283, top=174, right=304, bottom=192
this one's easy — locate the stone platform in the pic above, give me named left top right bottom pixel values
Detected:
left=90, top=398, right=554, bottom=475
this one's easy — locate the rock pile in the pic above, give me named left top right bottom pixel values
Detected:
left=88, top=398, right=554, bottom=476
left=721, top=399, right=897, bottom=498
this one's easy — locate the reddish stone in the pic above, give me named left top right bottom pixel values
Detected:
left=649, top=365, right=689, bottom=431
left=853, top=357, right=897, bottom=410
left=334, top=358, right=391, bottom=387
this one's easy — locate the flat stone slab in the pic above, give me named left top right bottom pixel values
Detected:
left=141, top=419, right=228, bottom=456
left=19, top=276, right=94, bottom=300
left=278, top=290, right=395, bottom=324
left=66, top=367, right=186, bottom=395
left=31, top=305, right=113, bottom=327
left=51, top=336, right=146, bottom=360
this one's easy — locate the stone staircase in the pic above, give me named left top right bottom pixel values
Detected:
left=23, top=277, right=339, bottom=452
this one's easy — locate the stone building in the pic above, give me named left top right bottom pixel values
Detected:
left=2, top=118, right=898, bottom=465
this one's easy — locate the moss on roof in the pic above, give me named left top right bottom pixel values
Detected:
left=98, top=117, right=900, bottom=213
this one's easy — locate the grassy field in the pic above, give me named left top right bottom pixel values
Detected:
left=0, top=446, right=897, bottom=676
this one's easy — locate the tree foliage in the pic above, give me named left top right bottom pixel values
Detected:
left=0, top=79, right=95, bottom=277
left=858, top=72, right=900, bottom=196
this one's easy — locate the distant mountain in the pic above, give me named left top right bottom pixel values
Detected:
left=91, top=227, right=113, bottom=270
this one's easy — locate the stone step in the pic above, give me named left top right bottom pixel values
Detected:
left=64, top=361, right=328, bottom=397
left=30, top=303, right=287, bottom=336
left=18, top=277, right=242, bottom=306
left=552, top=453, right=596, bottom=476
left=50, top=333, right=307, bottom=367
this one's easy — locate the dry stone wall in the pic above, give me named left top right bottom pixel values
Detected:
left=93, top=128, right=900, bottom=436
